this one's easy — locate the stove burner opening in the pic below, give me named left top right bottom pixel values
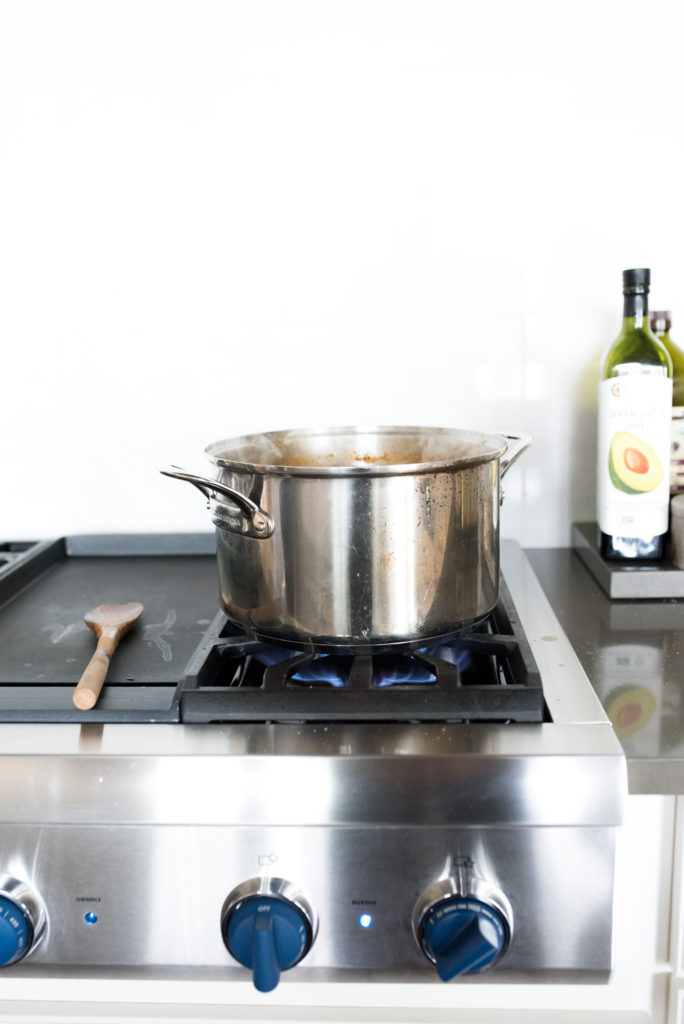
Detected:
left=249, top=642, right=472, bottom=688
left=180, top=579, right=546, bottom=724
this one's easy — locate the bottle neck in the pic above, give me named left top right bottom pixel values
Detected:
left=623, top=291, right=649, bottom=326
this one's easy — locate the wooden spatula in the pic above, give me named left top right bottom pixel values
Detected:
left=72, top=602, right=144, bottom=710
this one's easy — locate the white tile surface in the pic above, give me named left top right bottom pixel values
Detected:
left=2, top=1, right=684, bottom=544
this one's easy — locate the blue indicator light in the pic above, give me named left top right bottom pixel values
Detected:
left=358, top=914, right=373, bottom=929
left=84, top=912, right=98, bottom=925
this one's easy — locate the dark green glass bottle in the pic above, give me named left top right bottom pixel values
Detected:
left=597, top=269, right=672, bottom=560
left=650, top=311, right=684, bottom=403
left=650, top=310, right=684, bottom=495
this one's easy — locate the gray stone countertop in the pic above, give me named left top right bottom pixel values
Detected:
left=526, top=547, right=684, bottom=794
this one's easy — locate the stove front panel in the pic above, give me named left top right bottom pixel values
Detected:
left=0, top=823, right=615, bottom=981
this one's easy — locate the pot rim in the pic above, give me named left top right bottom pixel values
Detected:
left=204, top=424, right=510, bottom=478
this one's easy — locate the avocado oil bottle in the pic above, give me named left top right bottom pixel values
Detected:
left=650, top=310, right=684, bottom=494
left=597, top=268, right=672, bottom=561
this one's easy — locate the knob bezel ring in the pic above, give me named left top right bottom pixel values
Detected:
left=412, top=876, right=513, bottom=971
left=0, top=874, right=48, bottom=966
left=220, top=876, right=318, bottom=970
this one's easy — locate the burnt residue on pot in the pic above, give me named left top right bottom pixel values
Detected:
left=285, top=447, right=422, bottom=468
left=205, top=426, right=512, bottom=475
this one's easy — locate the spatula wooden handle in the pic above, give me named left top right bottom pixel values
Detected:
left=72, top=632, right=120, bottom=711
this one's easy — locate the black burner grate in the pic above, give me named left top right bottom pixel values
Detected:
left=180, top=580, right=546, bottom=724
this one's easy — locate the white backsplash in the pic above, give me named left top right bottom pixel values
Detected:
left=3, top=0, right=684, bottom=547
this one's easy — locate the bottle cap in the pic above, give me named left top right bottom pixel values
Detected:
left=650, top=310, right=672, bottom=333
left=623, top=267, right=650, bottom=292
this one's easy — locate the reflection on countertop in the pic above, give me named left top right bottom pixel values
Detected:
left=526, top=547, right=684, bottom=795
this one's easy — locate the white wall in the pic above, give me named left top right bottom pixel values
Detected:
left=2, top=0, right=683, bottom=546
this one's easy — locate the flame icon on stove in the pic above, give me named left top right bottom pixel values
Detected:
left=258, top=853, right=279, bottom=866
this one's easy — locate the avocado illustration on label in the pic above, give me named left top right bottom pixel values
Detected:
left=605, top=684, right=656, bottom=740
left=608, top=431, right=664, bottom=494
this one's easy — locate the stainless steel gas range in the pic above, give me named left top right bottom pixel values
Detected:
left=0, top=535, right=626, bottom=989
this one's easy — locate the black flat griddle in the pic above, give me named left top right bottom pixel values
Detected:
left=0, top=535, right=219, bottom=722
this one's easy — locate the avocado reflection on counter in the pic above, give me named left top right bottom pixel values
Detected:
left=605, top=683, right=657, bottom=740
left=598, top=642, right=662, bottom=754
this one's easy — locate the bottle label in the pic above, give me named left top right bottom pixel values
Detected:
left=598, top=376, right=672, bottom=537
left=672, top=407, right=684, bottom=493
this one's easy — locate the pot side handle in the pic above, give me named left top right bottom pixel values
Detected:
left=160, top=467, right=274, bottom=539
left=499, top=434, right=531, bottom=478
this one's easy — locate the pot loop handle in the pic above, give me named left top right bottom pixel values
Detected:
left=499, top=434, right=531, bottom=478
left=160, top=467, right=274, bottom=539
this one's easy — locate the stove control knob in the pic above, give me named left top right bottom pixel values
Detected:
left=221, top=878, right=317, bottom=992
left=413, top=878, right=511, bottom=982
left=0, top=876, right=47, bottom=967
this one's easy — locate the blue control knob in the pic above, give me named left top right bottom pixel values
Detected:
left=0, top=894, right=34, bottom=967
left=422, top=897, right=508, bottom=981
left=221, top=880, right=317, bottom=993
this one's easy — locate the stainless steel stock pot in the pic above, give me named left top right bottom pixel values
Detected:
left=162, top=425, right=530, bottom=653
